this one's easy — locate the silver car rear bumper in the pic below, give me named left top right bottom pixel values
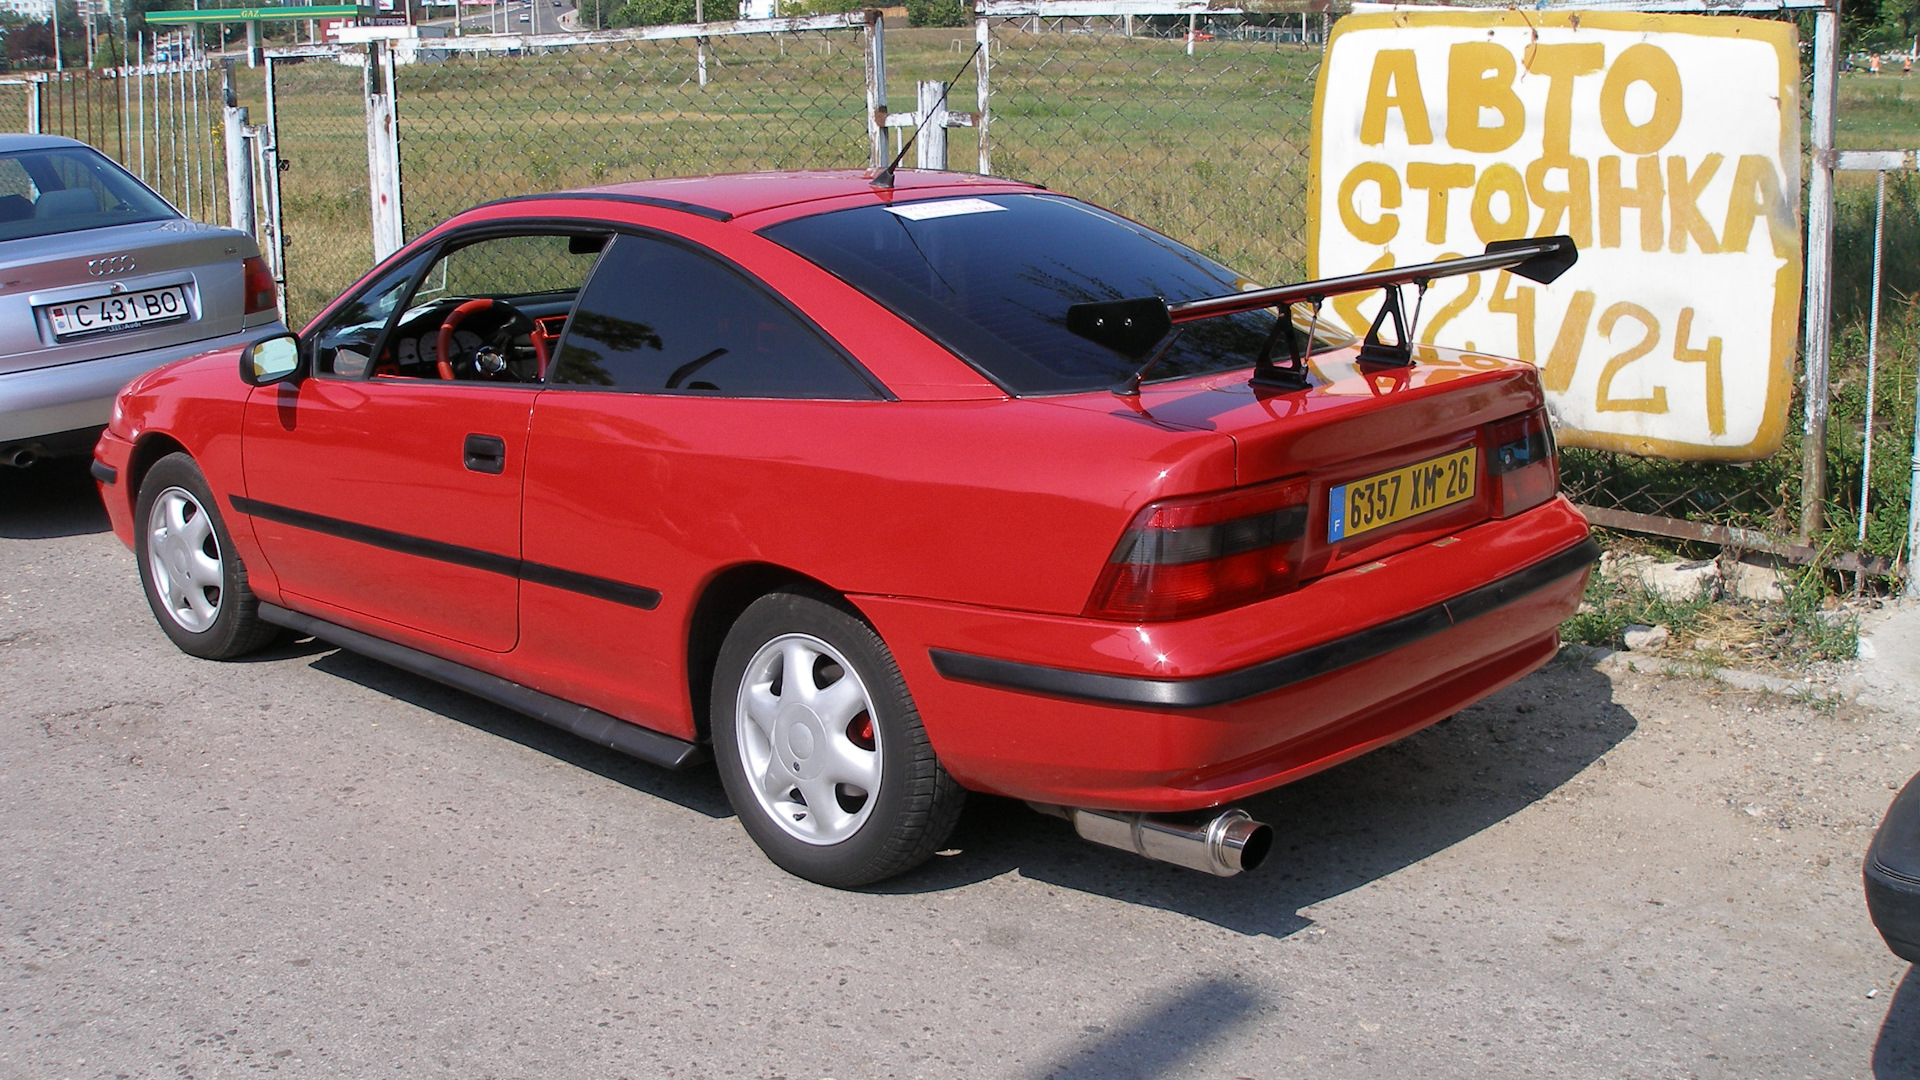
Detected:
left=0, top=322, right=283, bottom=445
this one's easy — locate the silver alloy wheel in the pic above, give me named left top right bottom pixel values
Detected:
left=734, top=632, right=882, bottom=846
left=145, top=485, right=223, bottom=634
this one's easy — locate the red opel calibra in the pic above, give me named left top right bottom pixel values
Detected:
left=92, top=171, right=1595, bottom=887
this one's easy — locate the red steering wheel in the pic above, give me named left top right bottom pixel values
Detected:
left=436, top=298, right=497, bottom=380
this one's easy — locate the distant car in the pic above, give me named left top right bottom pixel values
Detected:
left=1867, top=773, right=1920, bottom=961
left=518, top=12, right=529, bottom=20
left=0, top=134, right=279, bottom=466
left=93, top=171, right=1594, bottom=887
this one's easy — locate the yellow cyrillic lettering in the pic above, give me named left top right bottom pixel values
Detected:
left=1523, top=43, right=1605, bottom=157
left=1360, top=49, right=1433, bottom=146
left=1405, top=161, right=1475, bottom=244
left=1446, top=42, right=1525, bottom=154
left=1721, top=154, right=1792, bottom=257
left=1337, top=163, right=1402, bottom=245
left=1599, top=44, right=1683, bottom=155
left=1525, top=156, right=1592, bottom=250
left=1597, top=155, right=1663, bottom=252
left=1667, top=154, right=1724, bottom=254
left=1471, top=163, right=1530, bottom=243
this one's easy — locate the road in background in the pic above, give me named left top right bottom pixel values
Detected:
left=2, top=460, right=1917, bottom=1079
left=441, top=0, right=578, bottom=35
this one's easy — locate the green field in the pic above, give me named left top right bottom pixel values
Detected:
left=236, top=26, right=1320, bottom=324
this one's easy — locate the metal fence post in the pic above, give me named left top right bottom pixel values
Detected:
left=976, top=18, right=991, bottom=174
left=364, top=41, right=405, bottom=262
left=1800, top=8, right=1839, bottom=540
left=26, top=78, right=40, bottom=134
left=864, top=9, right=888, bottom=170
left=1909, top=341, right=1920, bottom=597
left=916, top=80, right=946, bottom=169
left=261, top=54, right=288, bottom=320
left=223, top=76, right=255, bottom=237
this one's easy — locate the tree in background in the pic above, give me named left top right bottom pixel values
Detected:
left=609, top=0, right=736, bottom=27
left=1845, top=0, right=1920, bottom=53
left=904, top=0, right=967, bottom=28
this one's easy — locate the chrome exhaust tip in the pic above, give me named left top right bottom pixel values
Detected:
left=1031, top=803, right=1273, bottom=877
left=3, top=445, right=42, bottom=469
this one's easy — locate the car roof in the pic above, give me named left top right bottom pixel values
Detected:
left=553, top=169, right=1044, bottom=222
left=0, top=133, right=97, bottom=153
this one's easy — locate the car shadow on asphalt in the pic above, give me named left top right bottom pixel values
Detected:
left=305, top=646, right=732, bottom=819
left=1028, top=976, right=1263, bottom=1080
left=1875, top=965, right=1920, bottom=1077
left=0, top=457, right=110, bottom=539
left=888, top=659, right=1638, bottom=938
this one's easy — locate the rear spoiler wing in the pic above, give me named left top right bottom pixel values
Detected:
left=1067, top=235, right=1579, bottom=395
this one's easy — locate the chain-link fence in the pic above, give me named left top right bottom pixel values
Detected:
left=395, top=26, right=871, bottom=238
left=262, top=54, right=377, bottom=327
left=0, top=80, right=32, bottom=133
left=976, top=13, right=1322, bottom=282
left=3, top=64, right=230, bottom=226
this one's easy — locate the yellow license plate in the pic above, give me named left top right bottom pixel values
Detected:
left=1328, top=447, right=1478, bottom=542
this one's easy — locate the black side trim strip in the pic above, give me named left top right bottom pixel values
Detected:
left=929, top=538, right=1601, bottom=710
left=230, top=495, right=662, bottom=610
left=477, top=191, right=734, bottom=223
left=89, top=460, right=117, bottom=485
left=258, top=603, right=707, bottom=770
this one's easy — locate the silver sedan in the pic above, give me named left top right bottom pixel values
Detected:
left=0, top=133, right=284, bottom=465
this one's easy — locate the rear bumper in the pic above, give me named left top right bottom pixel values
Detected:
left=0, top=323, right=278, bottom=444
left=857, top=498, right=1595, bottom=811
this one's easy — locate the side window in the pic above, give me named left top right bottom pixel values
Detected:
left=379, top=232, right=606, bottom=382
left=310, top=250, right=432, bottom=378
left=547, top=233, right=876, bottom=399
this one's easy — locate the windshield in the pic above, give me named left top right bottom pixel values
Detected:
left=761, top=192, right=1323, bottom=396
left=0, top=145, right=179, bottom=243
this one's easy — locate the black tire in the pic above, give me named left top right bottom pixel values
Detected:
left=711, top=589, right=965, bottom=887
left=133, top=452, right=278, bottom=660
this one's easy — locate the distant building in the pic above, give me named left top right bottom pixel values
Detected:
left=0, top=0, right=54, bottom=20
left=741, top=0, right=776, bottom=17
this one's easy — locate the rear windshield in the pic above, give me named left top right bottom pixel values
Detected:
left=0, top=146, right=178, bottom=243
left=761, top=192, right=1308, bottom=396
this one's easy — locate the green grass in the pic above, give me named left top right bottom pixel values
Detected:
left=232, top=24, right=1321, bottom=325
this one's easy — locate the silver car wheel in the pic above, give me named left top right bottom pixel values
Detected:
left=734, top=632, right=882, bottom=846
left=145, top=485, right=223, bottom=634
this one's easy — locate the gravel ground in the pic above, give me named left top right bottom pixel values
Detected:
left=2, top=458, right=1917, bottom=1079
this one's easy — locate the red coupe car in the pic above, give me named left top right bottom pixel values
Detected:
left=92, top=171, right=1595, bottom=887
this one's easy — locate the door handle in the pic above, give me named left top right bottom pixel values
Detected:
left=463, top=433, right=507, bottom=474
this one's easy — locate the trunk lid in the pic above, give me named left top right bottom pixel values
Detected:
left=1043, top=347, right=1546, bottom=581
left=0, top=218, right=257, bottom=376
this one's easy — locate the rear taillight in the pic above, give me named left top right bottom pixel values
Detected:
left=1086, top=478, right=1310, bottom=621
left=1487, top=408, right=1557, bottom=517
left=242, top=256, right=276, bottom=315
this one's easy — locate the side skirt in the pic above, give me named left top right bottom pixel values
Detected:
left=258, top=602, right=708, bottom=771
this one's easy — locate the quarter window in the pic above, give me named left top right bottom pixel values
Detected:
left=548, top=233, right=874, bottom=399
left=308, top=250, right=432, bottom=378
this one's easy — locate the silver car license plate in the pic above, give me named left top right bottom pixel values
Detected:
left=41, top=284, right=192, bottom=340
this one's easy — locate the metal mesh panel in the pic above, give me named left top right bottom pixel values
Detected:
left=0, top=81, right=30, bottom=133
left=393, top=30, right=870, bottom=239
left=27, top=65, right=229, bottom=227
left=266, top=56, right=376, bottom=328
left=980, top=15, right=1322, bottom=282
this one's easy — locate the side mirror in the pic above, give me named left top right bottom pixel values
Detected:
left=241, top=334, right=303, bottom=386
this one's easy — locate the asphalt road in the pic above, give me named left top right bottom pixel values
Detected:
left=3, top=458, right=1918, bottom=1079
left=448, top=0, right=574, bottom=36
